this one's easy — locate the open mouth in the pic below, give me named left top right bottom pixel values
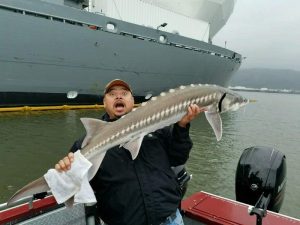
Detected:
left=114, top=102, right=125, bottom=110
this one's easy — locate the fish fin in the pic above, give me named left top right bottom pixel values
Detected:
left=122, top=134, right=145, bottom=159
left=80, top=118, right=108, bottom=148
left=64, top=196, right=75, bottom=208
left=7, top=177, right=50, bottom=206
left=205, top=111, right=223, bottom=141
left=87, top=151, right=107, bottom=180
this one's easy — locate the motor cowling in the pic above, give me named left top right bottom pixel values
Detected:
left=235, top=146, right=286, bottom=212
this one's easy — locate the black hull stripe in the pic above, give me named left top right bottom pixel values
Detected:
left=0, top=92, right=145, bottom=107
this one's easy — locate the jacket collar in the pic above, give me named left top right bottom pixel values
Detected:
left=101, top=113, right=119, bottom=122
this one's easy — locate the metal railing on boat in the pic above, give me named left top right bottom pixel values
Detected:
left=0, top=193, right=97, bottom=225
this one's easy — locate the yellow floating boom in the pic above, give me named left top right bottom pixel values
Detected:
left=0, top=105, right=104, bottom=112
left=0, top=104, right=141, bottom=112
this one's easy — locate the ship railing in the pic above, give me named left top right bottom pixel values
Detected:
left=120, top=31, right=157, bottom=42
left=0, top=3, right=103, bottom=31
left=118, top=31, right=240, bottom=62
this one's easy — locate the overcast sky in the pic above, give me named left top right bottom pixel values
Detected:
left=213, top=0, right=300, bottom=71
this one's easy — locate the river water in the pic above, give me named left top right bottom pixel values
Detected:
left=0, top=91, right=299, bottom=219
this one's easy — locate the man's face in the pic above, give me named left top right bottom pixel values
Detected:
left=103, top=86, right=134, bottom=119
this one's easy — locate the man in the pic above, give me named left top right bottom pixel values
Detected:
left=56, top=79, right=202, bottom=225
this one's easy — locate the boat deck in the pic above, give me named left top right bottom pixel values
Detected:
left=181, top=191, right=300, bottom=225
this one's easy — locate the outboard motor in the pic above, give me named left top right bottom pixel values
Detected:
left=235, top=146, right=286, bottom=225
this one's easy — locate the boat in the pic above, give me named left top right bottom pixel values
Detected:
left=1, top=146, right=299, bottom=225
left=1, top=191, right=300, bottom=225
left=0, top=0, right=242, bottom=107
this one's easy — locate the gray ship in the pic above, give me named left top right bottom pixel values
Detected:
left=0, top=0, right=242, bottom=107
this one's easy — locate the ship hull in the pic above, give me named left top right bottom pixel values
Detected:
left=0, top=0, right=241, bottom=107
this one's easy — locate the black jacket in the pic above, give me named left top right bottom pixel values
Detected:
left=70, top=113, right=193, bottom=225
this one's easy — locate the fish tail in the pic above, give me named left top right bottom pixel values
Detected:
left=7, top=177, right=50, bottom=206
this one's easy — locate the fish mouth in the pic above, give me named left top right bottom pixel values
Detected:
left=232, top=99, right=249, bottom=111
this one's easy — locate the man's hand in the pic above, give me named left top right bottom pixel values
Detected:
left=178, top=104, right=205, bottom=128
left=55, top=152, right=74, bottom=172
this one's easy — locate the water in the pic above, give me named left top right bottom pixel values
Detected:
left=186, top=91, right=300, bottom=219
left=0, top=91, right=299, bottom=219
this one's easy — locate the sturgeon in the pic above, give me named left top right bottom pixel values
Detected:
left=7, top=84, right=248, bottom=205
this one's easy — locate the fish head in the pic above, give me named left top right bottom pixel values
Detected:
left=219, top=90, right=249, bottom=113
